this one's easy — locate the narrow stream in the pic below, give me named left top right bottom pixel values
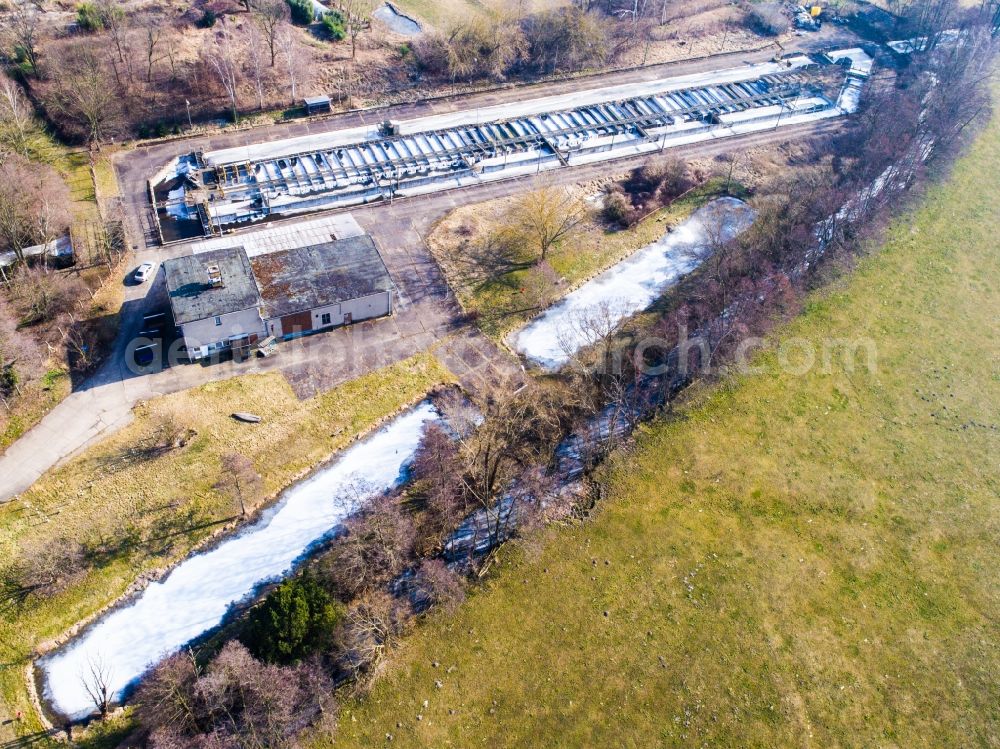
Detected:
left=39, top=402, right=440, bottom=720
left=508, top=198, right=756, bottom=370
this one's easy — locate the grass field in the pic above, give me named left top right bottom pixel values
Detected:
left=0, top=354, right=451, bottom=746
left=430, top=180, right=736, bottom=341
left=325, top=109, right=1000, bottom=745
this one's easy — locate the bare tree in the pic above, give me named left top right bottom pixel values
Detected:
left=45, top=39, right=123, bottom=145
left=320, top=492, right=415, bottom=598
left=244, top=21, right=268, bottom=111
left=203, top=20, right=245, bottom=124
left=558, top=298, right=630, bottom=377
left=7, top=3, right=41, bottom=76
left=277, top=24, right=306, bottom=103
left=458, top=378, right=563, bottom=552
left=2, top=537, right=87, bottom=602
left=131, top=650, right=202, bottom=737
left=0, top=155, right=72, bottom=264
left=96, top=0, right=137, bottom=89
left=251, top=0, right=290, bottom=66
left=337, top=591, right=406, bottom=678
left=0, top=76, right=36, bottom=157
left=411, top=422, right=467, bottom=551
left=339, top=0, right=374, bottom=60
left=81, top=652, right=114, bottom=718
left=136, top=640, right=327, bottom=748
left=140, top=17, right=163, bottom=83
left=509, top=184, right=586, bottom=263
left=216, top=452, right=263, bottom=517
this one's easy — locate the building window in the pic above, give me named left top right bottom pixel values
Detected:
left=320, top=312, right=332, bottom=326
left=215, top=316, right=222, bottom=326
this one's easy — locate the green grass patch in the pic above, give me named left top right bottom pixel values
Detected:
left=0, top=353, right=452, bottom=746
left=324, top=107, right=1000, bottom=746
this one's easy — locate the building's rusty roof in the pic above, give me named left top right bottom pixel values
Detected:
left=249, top=235, right=392, bottom=319
left=164, top=247, right=261, bottom=325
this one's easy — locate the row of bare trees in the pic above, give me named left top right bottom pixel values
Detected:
left=414, top=6, right=608, bottom=82
left=3, top=0, right=316, bottom=143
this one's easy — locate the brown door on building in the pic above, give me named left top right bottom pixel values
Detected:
left=280, top=310, right=313, bottom=338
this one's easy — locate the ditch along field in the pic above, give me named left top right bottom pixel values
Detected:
left=326, top=106, right=1000, bottom=744
left=0, top=353, right=451, bottom=747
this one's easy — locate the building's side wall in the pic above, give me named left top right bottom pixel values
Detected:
left=341, top=290, right=392, bottom=323
left=180, top=307, right=266, bottom=356
left=311, top=303, right=343, bottom=330
left=264, top=291, right=391, bottom=340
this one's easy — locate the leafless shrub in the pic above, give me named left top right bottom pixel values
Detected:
left=319, top=494, right=416, bottom=599
left=744, top=2, right=789, bottom=35
left=602, top=190, right=632, bottom=227
left=8, top=269, right=85, bottom=326
left=2, top=537, right=88, bottom=603
left=414, top=16, right=526, bottom=82
left=216, top=453, right=263, bottom=517
left=136, top=641, right=331, bottom=749
left=335, top=591, right=408, bottom=680
left=407, top=558, right=466, bottom=614
left=522, top=7, right=607, bottom=74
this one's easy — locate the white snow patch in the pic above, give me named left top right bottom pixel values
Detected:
left=509, top=198, right=755, bottom=370
left=824, top=48, right=874, bottom=77
left=40, top=402, right=440, bottom=720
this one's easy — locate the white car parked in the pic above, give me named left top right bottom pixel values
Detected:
left=134, top=262, right=156, bottom=283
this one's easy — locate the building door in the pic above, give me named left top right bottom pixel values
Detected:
left=279, top=310, right=314, bottom=338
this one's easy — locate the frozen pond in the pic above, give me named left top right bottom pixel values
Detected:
left=509, top=197, right=756, bottom=370
left=40, top=402, right=440, bottom=720
left=373, top=3, right=421, bottom=35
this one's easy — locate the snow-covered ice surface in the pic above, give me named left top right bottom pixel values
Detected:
left=39, top=402, right=440, bottom=720
left=509, top=198, right=755, bottom=370
left=373, top=3, right=421, bottom=35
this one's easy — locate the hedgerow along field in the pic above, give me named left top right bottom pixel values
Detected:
left=326, top=98, right=1000, bottom=746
